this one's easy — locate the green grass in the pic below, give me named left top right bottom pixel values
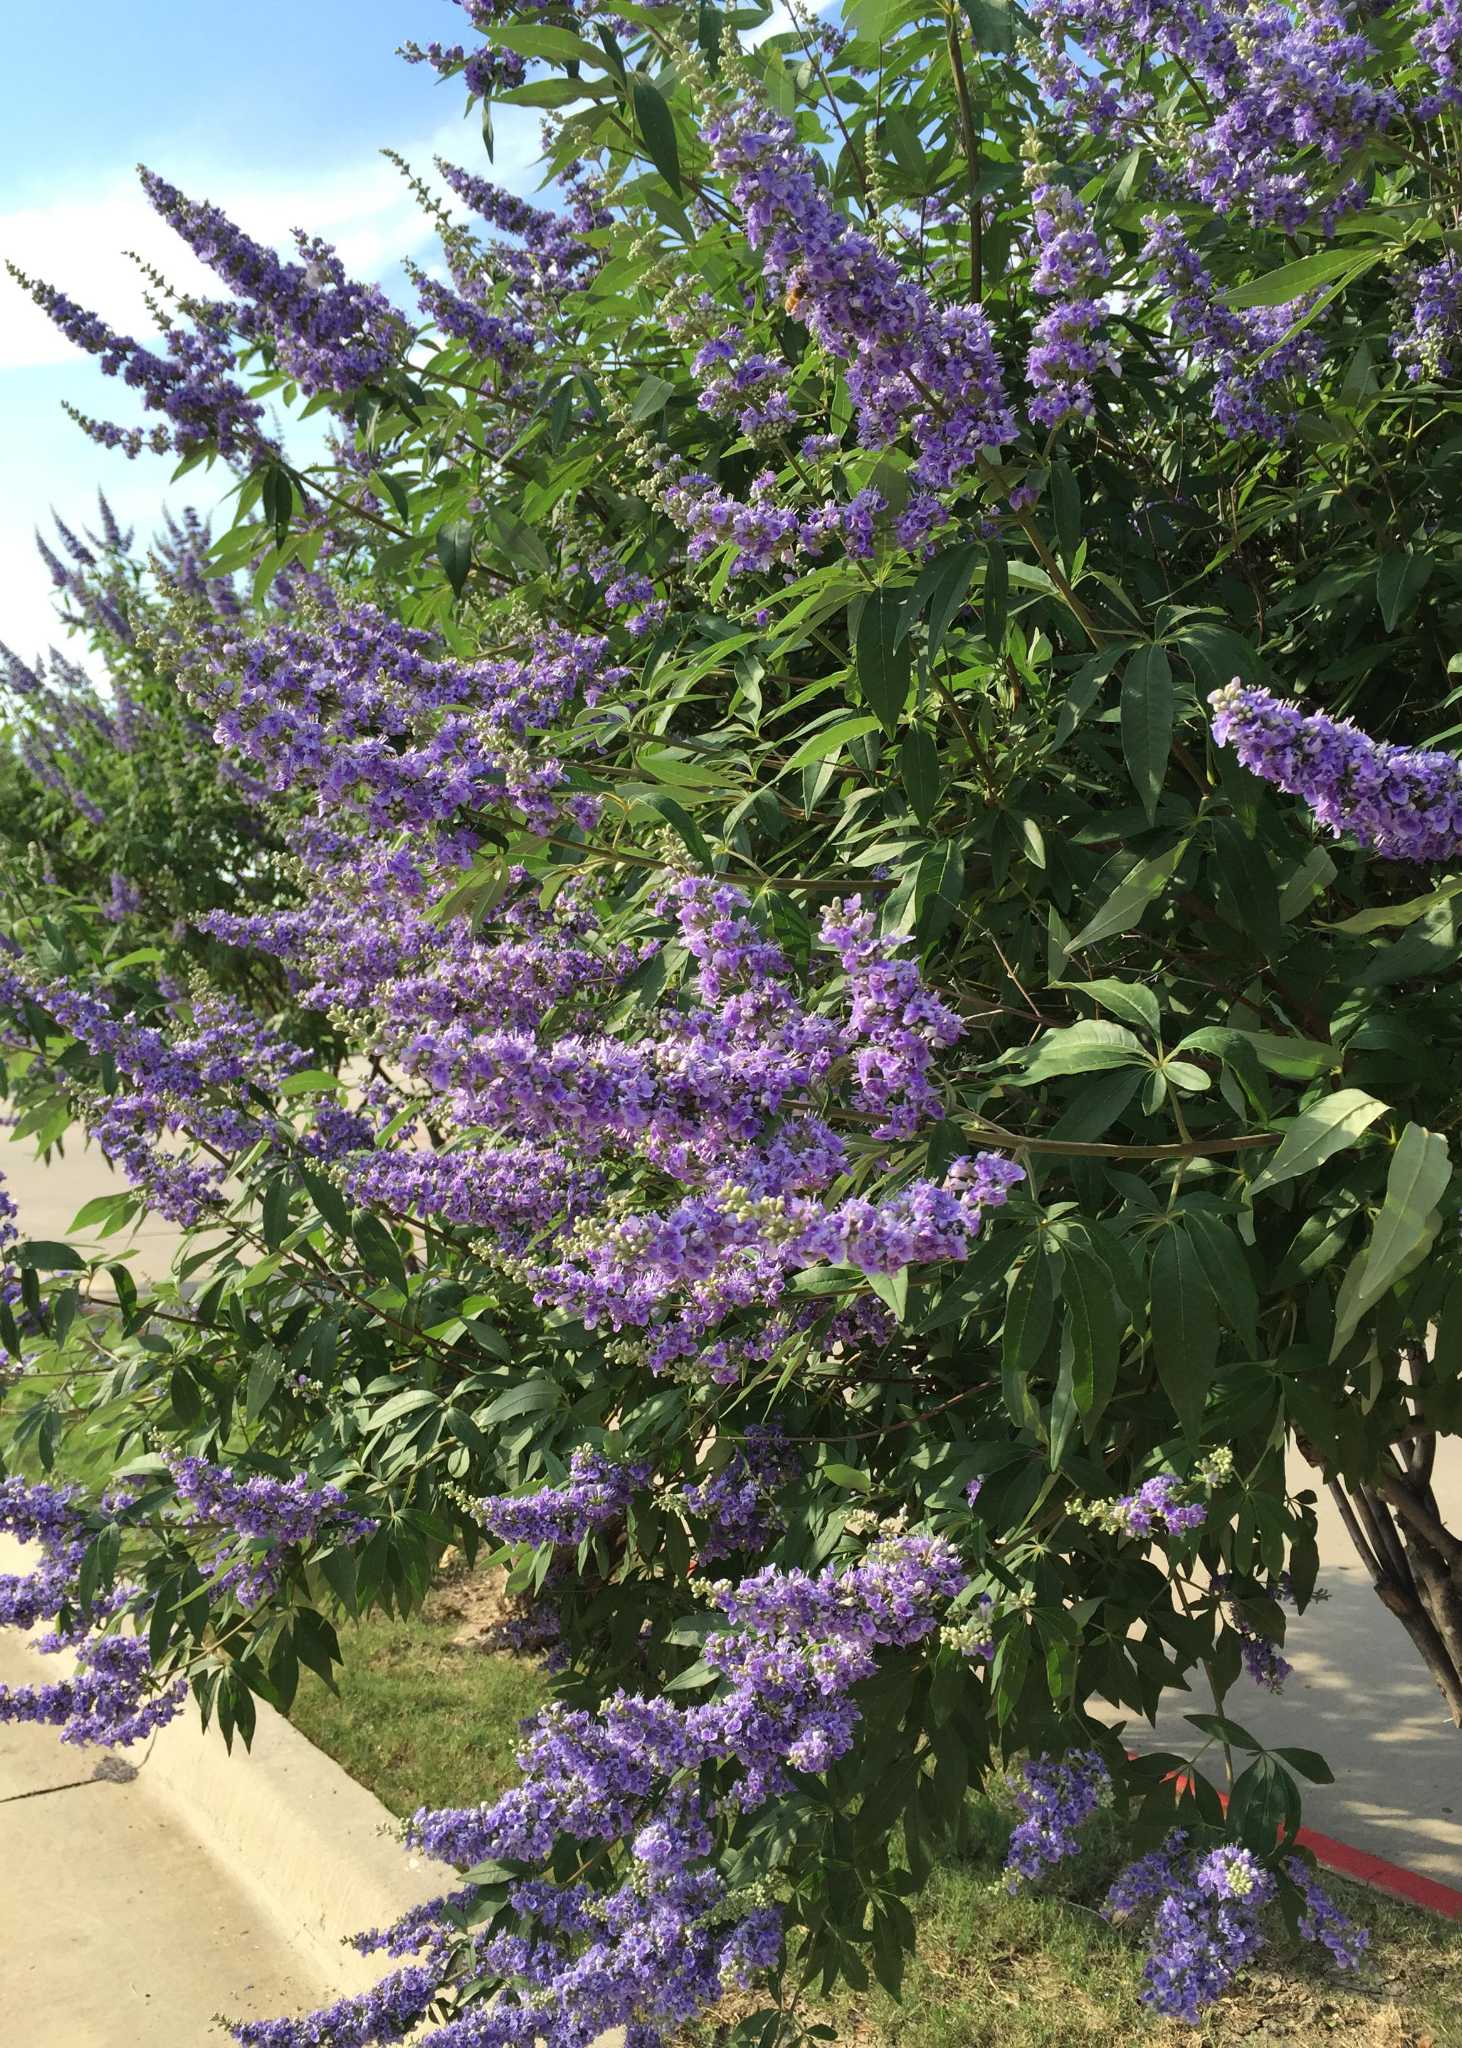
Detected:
left=804, top=1821, right=1462, bottom=2048
left=293, top=1576, right=1462, bottom=2047
left=291, top=1576, right=548, bottom=1818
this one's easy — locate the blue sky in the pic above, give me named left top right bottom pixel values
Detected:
left=1, top=0, right=544, bottom=665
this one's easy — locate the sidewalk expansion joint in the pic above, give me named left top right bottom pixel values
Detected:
left=0, top=1775, right=108, bottom=1804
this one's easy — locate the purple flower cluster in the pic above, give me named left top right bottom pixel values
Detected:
left=1211, top=682, right=1462, bottom=862
left=140, top=169, right=402, bottom=398
left=477, top=1449, right=652, bottom=1550
left=0, top=1169, right=18, bottom=1310
left=1029, top=0, right=1396, bottom=230
left=167, top=1455, right=377, bottom=1608
left=1287, top=1853, right=1369, bottom=1967
left=0, top=1476, right=185, bottom=1746
left=683, top=1423, right=796, bottom=1561
left=227, top=1952, right=450, bottom=2048
left=1392, top=253, right=1462, bottom=383
left=436, top=155, right=604, bottom=306
left=398, top=0, right=531, bottom=101
left=1143, top=216, right=1322, bottom=441
left=11, top=271, right=266, bottom=461
left=1108, top=1472, right=1207, bottom=1538
left=208, top=856, right=1019, bottom=1379
left=1106, top=1832, right=1365, bottom=2020
left=1211, top=1572, right=1295, bottom=1692
left=1026, top=178, right=1119, bottom=427
left=190, top=598, right=616, bottom=862
left=662, top=465, right=885, bottom=577
left=0, top=957, right=312, bottom=1226
left=1003, top=1749, right=1110, bottom=1884
left=693, top=329, right=797, bottom=439
left=409, top=1531, right=966, bottom=1863
left=663, top=96, right=1012, bottom=566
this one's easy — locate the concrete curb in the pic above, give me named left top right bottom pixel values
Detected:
left=0, top=1535, right=439, bottom=1996
left=138, top=1682, right=443, bottom=1990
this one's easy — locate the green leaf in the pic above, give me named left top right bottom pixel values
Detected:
left=631, top=75, right=682, bottom=192
left=1001, top=1019, right=1148, bottom=1083
left=855, top=588, right=913, bottom=735
left=482, top=1378, right=562, bottom=1424
left=1045, top=1067, right=1142, bottom=1141
left=1247, top=1089, right=1387, bottom=1199
left=786, top=715, right=881, bottom=770
left=1223, top=245, right=1380, bottom=309
left=279, top=1068, right=345, bottom=1098
left=246, top=1347, right=283, bottom=1425
left=1120, top=644, right=1174, bottom=824
left=912, top=541, right=980, bottom=661
left=1326, top=875, right=1462, bottom=934
left=1376, top=549, right=1433, bottom=633
left=1182, top=1208, right=1259, bottom=1349
left=914, top=839, right=964, bottom=943
left=1003, top=1247, right=1056, bottom=1380
left=628, top=373, right=674, bottom=422
left=352, top=1211, right=408, bottom=1292
left=983, top=541, right=1008, bottom=651
left=435, top=519, right=475, bottom=597
left=867, top=1265, right=910, bottom=1320
left=15, top=1240, right=84, bottom=1271
left=1066, top=841, right=1186, bottom=953
left=962, top=0, right=1015, bottom=54
left=1062, top=1245, right=1119, bottom=1424
left=1273, top=1746, right=1334, bottom=1785
left=1150, top=1225, right=1217, bottom=1442
left=485, top=22, right=605, bottom=61
left=898, top=728, right=941, bottom=826
left=1330, top=1121, right=1451, bottom=1357
left=67, top=1191, right=140, bottom=1234
left=1055, top=978, right=1160, bottom=1039
left=1184, top=1711, right=1263, bottom=1751
left=822, top=1462, right=874, bottom=1491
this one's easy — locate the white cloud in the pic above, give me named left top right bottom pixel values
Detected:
left=0, top=103, right=544, bottom=372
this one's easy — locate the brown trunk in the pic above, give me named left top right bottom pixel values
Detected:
left=1320, top=1444, right=1462, bottom=1727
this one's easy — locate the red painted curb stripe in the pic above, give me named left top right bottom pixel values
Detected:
left=1292, top=1823, right=1462, bottom=1921
left=1130, top=1754, right=1462, bottom=1920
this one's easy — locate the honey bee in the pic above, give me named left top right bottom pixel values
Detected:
left=785, top=279, right=808, bottom=317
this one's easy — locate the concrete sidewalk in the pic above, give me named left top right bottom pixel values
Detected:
left=0, top=1539, right=443, bottom=2048
left=1101, top=1449, right=1462, bottom=1886
left=0, top=1126, right=183, bottom=1283
left=0, top=1632, right=336, bottom=2047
